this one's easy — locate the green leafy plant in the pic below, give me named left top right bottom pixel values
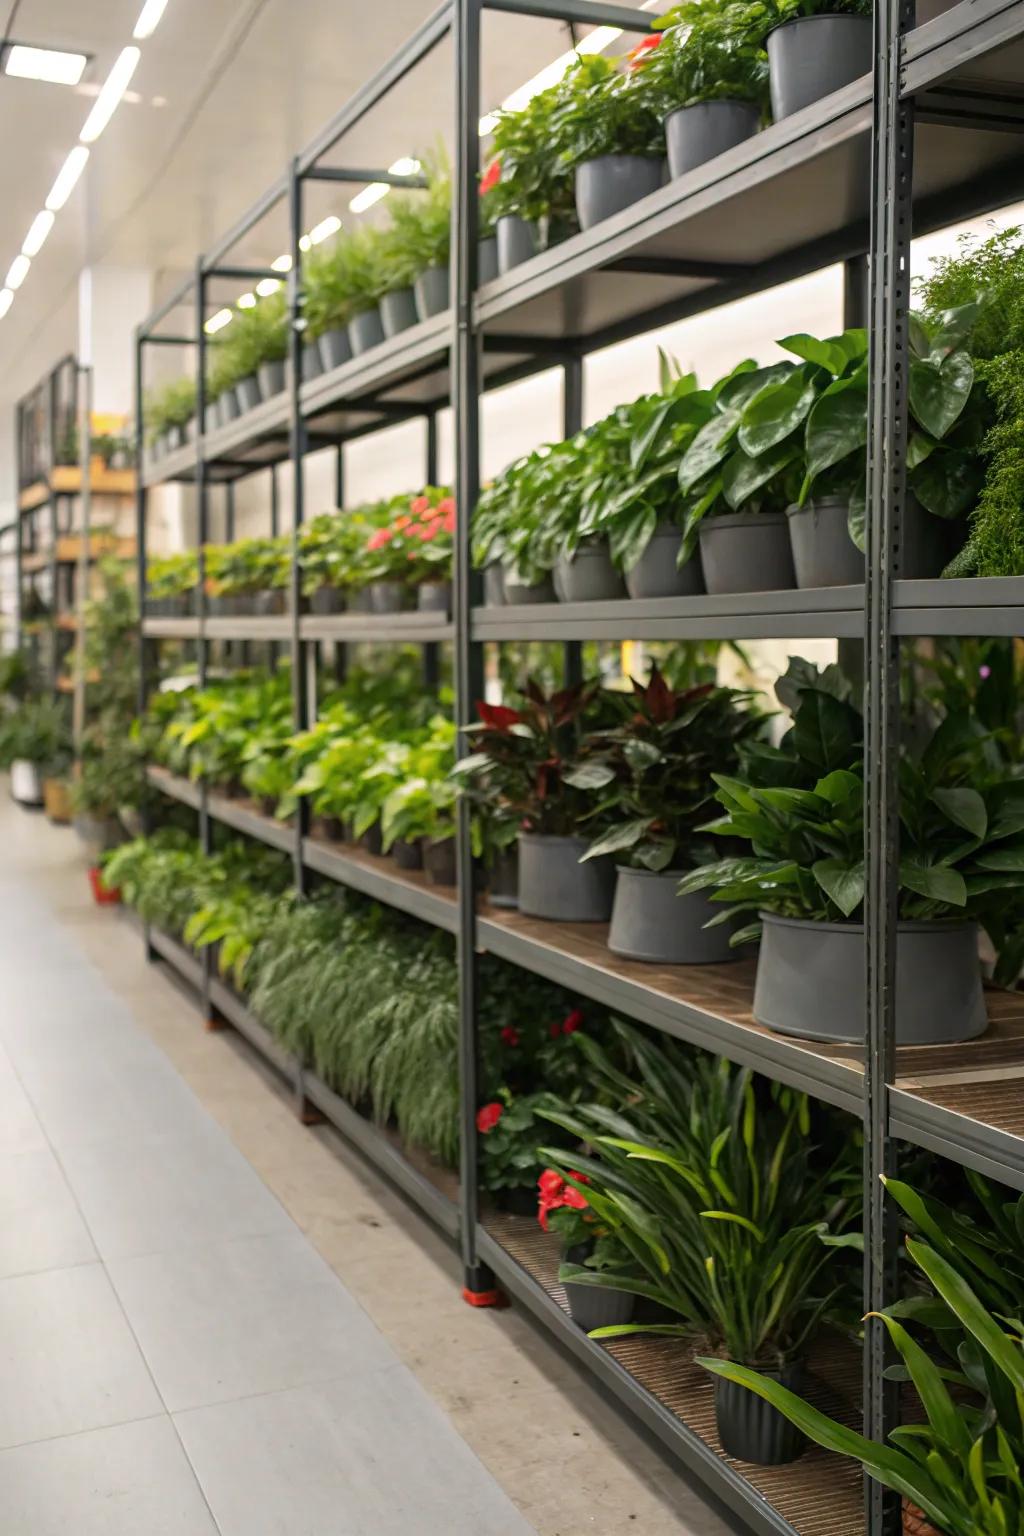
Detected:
left=631, top=0, right=770, bottom=119
left=143, top=377, right=196, bottom=443
left=382, top=165, right=451, bottom=283
left=303, top=225, right=386, bottom=334
left=147, top=550, right=199, bottom=602
left=219, top=291, right=289, bottom=380
left=548, top=53, right=665, bottom=167
left=484, top=79, right=579, bottom=227
left=0, top=697, right=72, bottom=770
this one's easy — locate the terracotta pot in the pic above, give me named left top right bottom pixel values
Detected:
left=903, top=1501, right=944, bottom=1536
left=88, top=866, right=121, bottom=906
left=43, top=777, right=73, bottom=824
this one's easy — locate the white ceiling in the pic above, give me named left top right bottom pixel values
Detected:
left=0, top=0, right=657, bottom=403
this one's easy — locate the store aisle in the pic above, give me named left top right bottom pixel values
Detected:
left=0, top=828, right=536, bottom=1534
left=0, top=798, right=737, bottom=1536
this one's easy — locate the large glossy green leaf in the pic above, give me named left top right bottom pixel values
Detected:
left=909, top=350, right=974, bottom=440
left=899, top=859, right=967, bottom=907
left=812, top=858, right=865, bottom=917
left=910, top=447, right=983, bottom=521
left=973, top=843, right=1024, bottom=872
left=716, top=359, right=788, bottom=413
left=815, top=769, right=863, bottom=808
left=582, top=818, right=654, bottom=861
left=804, top=370, right=868, bottom=486
left=738, top=367, right=820, bottom=457
left=792, top=690, right=859, bottom=772
left=678, top=409, right=741, bottom=493
left=931, top=787, right=987, bottom=840
left=721, top=440, right=800, bottom=511
left=909, top=1238, right=1024, bottom=1396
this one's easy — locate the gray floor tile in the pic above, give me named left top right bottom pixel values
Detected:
left=0, top=1147, right=97, bottom=1278
left=0, top=1263, right=162, bottom=1447
left=0, top=1414, right=218, bottom=1534
left=175, top=1374, right=537, bottom=1536
left=109, top=1231, right=396, bottom=1411
left=60, top=1126, right=296, bottom=1260
left=13, top=1047, right=211, bottom=1153
left=0, top=1051, right=48, bottom=1156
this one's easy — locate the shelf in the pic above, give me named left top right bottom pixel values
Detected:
left=146, top=764, right=202, bottom=810
left=207, top=789, right=296, bottom=853
left=205, top=614, right=291, bottom=642
left=478, top=1216, right=863, bottom=1536
left=299, top=609, right=452, bottom=643
left=209, top=976, right=296, bottom=1079
left=142, top=616, right=201, bottom=639
left=473, top=587, right=865, bottom=642
left=903, top=0, right=1024, bottom=101
left=18, top=481, right=49, bottom=512
left=51, top=465, right=136, bottom=498
left=892, top=576, right=1024, bottom=636
left=149, top=926, right=204, bottom=992
left=303, top=833, right=458, bottom=932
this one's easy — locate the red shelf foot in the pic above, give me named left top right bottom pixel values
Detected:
left=462, top=1286, right=508, bottom=1309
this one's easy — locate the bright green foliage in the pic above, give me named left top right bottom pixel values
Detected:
left=0, top=696, right=72, bottom=771
left=635, top=0, right=770, bottom=117
left=205, top=536, right=290, bottom=596
left=381, top=166, right=451, bottom=286
left=539, top=1021, right=861, bottom=1365
left=146, top=551, right=199, bottom=601
left=143, top=376, right=196, bottom=442
left=302, top=225, right=386, bottom=333
left=485, top=81, right=578, bottom=226
left=548, top=54, right=665, bottom=166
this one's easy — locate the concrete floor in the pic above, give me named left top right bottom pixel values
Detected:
left=0, top=793, right=737, bottom=1536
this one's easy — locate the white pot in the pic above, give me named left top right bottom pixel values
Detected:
left=11, top=759, right=43, bottom=805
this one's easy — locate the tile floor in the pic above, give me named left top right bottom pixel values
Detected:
left=0, top=794, right=739, bottom=1535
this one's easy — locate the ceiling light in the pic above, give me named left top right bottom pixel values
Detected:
left=5, top=255, right=30, bottom=291
left=133, top=0, right=170, bottom=39
left=389, top=156, right=421, bottom=177
left=22, top=211, right=55, bottom=257
left=298, top=234, right=311, bottom=252
left=237, top=292, right=256, bottom=309
left=309, top=215, right=340, bottom=245
left=256, top=278, right=281, bottom=297
left=4, top=44, right=87, bottom=86
left=349, top=182, right=389, bottom=214
left=0, top=290, right=13, bottom=320
left=478, top=14, right=656, bottom=136
left=271, top=253, right=291, bottom=272
left=80, top=46, right=140, bottom=143
left=46, top=145, right=89, bottom=210
left=205, top=308, right=232, bottom=334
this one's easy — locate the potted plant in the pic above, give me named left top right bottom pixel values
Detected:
left=629, top=0, right=769, bottom=178
left=147, top=550, right=199, bottom=617
left=484, top=81, right=579, bottom=274
left=477, top=1089, right=570, bottom=1215
left=381, top=775, right=457, bottom=885
left=143, top=376, right=196, bottom=457
left=303, top=227, right=386, bottom=364
left=454, top=681, right=618, bottom=922
left=537, top=1168, right=637, bottom=1331
left=678, top=657, right=1024, bottom=1042
left=472, top=443, right=576, bottom=603
left=701, top=1228, right=1024, bottom=1530
left=549, top=53, right=666, bottom=231
left=759, top=0, right=873, bottom=122
left=358, top=492, right=453, bottom=612
left=0, top=697, right=72, bottom=806
left=227, top=291, right=289, bottom=405
left=385, top=167, right=452, bottom=322
left=579, top=666, right=761, bottom=963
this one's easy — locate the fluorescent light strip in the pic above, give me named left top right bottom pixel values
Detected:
left=22, top=210, right=55, bottom=256
left=308, top=214, right=340, bottom=244
left=4, top=44, right=87, bottom=85
left=205, top=308, right=233, bottom=334
left=271, top=253, right=292, bottom=272
left=5, top=255, right=30, bottom=290
left=80, top=45, right=140, bottom=143
left=133, top=0, right=170, bottom=39
left=237, top=291, right=256, bottom=308
left=0, top=290, right=13, bottom=319
left=349, top=157, right=422, bottom=215
left=255, top=278, right=281, bottom=297
left=46, top=145, right=89, bottom=210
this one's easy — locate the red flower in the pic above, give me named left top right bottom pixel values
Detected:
left=563, top=1186, right=589, bottom=1210
left=437, top=496, right=455, bottom=516
left=500, top=1026, right=520, bottom=1047
left=562, top=1008, right=583, bottom=1035
left=441, top=509, right=455, bottom=534
left=477, top=700, right=523, bottom=731
left=480, top=157, right=501, bottom=196
left=367, top=528, right=393, bottom=550
left=411, top=494, right=430, bottom=515
left=394, top=514, right=412, bottom=531
left=549, top=1022, right=561, bottom=1040
left=626, top=33, right=661, bottom=70
left=476, top=1102, right=503, bottom=1133
left=538, top=1169, right=564, bottom=1198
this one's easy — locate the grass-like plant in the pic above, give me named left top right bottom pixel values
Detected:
left=303, top=226, right=385, bottom=334
left=143, top=376, right=196, bottom=442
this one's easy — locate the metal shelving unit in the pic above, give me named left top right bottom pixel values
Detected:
left=132, top=2, right=1024, bottom=1531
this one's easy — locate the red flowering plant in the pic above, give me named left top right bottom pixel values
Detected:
left=360, top=486, right=455, bottom=588
left=537, top=1167, right=635, bottom=1274
left=475, top=1087, right=576, bottom=1202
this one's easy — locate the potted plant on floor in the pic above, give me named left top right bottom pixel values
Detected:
left=485, top=82, right=579, bottom=273
left=629, top=0, right=769, bottom=178
left=549, top=53, right=666, bottom=231
left=0, top=697, right=72, bottom=807
left=579, top=665, right=761, bottom=963
left=454, top=680, right=619, bottom=922
left=678, top=656, right=1024, bottom=1042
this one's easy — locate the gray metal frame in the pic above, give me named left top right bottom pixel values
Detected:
left=129, top=2, right=1024, bottom=1531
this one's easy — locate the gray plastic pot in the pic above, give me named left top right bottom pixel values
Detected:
left=393, top=837, right=423, bottom=871
left=503, top=569, right=556, bottom=605
left=219, top=389, right=240, bottom=423
left=309, top=586, right=346, bottom=614
left=714, top=1365, right=806, bottom=1465
left=318, top=328, right=352, bottom=372
left=185, top=416, right=197, bottom=442
left=349, top=588, right=374, bottom=614
left=414, top=264, right=450, bottom=321
left=665, top=100, right=760, bottom=179
left=483, top=563, right=506, bottom=605
left=901, top=494, right=966, bottom=579
left=423, top=837, right=457, bottom=887
left=767, top=14, right=874, bottom=120
left=418, top=581, right=451, bottom=613
left=787, top=497, right=862, bottom=588
left=380, top=287, right=419, bottom=338
left=496, top=215, right=537, bottom=273
left=479, top=236, right=499, bottom=285
left=699, top=512, right=796, bottom=594
left=556, top=541, right=626, bottom=602
left=235, top=374, right=261, bottom=414
left=348, top=307, right=385, bottom=356
left=563, top=1277, right=634, bottom=1333
left=575, top=155, right=665, bottom=231
left=754, top=913, right=988, bottom=1045
left=487, top=848, right=518, bottom=909
left=625, top=523, right=704, bottom=599
left=609, top=869, right=738, bottom=965
left=302, top=341, right=322, bottom=382
left=166, top=424, right=184, bottom=451
left=257, top=358, right=286, bottom=398
left=518, top=833, right=614, bottom=923
left=369, top=580, right=406, bottom=614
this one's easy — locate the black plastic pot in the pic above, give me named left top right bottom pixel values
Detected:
left=563, top=1272, right=635, bottom=1332
left=787, top=497, right=862, bottom=587
left=418, top=581, right=451, bottom=613
left=503, top=569, right=556, bottom=605
left=575, top=155, right=665, bottom=231
left=555, top=541, right=626, bottom=602
left=318, top=328, right=352, bottom=372
left=483, top=563, right=506, bottom=605
left=496, top=215, right=537, bottom=274
left=698, top=512, right=796, bottom=594
left=714, top=1364, right=807, bottom=1465
left=498, top=1184, right=537, bottom=1217
left=487, top=848, right=519, bottom=909
left=254, top=590, right=286, bottom=615
left=309, top=586, right=346, bottom=614
left=235, top=374, right=261, bottom=414
left=348, top=307, right=385, bottom=355
left=257, top=359, right=286, bottom=398
left=518, top=833, right=614, bottom=923
left=323, top=816, right=345, bottom=842
left=380, top=287, right=419, bottom=338
left=608, top=869, right=738, bottom=965
left=360, top=824, right=384, bottom=856
left=349, top=588, right=374, bottom=614
left=368, top=580, right=407, bottom=614
left=665, top=100, right=760, bottom=179
left=754, top=912, right=988, bottom=1044
left=624, top=523, right=704, bottom=599
left=479, top=236, right=499, bottom=285
left=414, top=264, right=450, bottom=320
left=767, top=14, right=873, bottom=120
left=302, top=341, right=322, bottom=382
left=393, top=837, right=423, bottom=871
left=423, top=837, right=457, bottom=887
left=901, top=495, right=967, bottom=579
